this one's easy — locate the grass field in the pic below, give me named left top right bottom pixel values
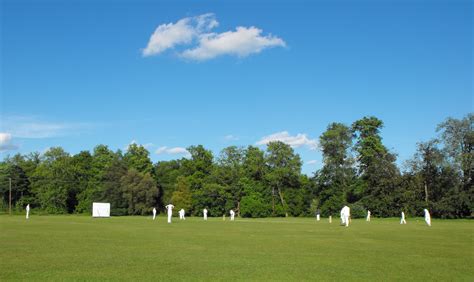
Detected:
left=1, top=215, right=473, bottom=281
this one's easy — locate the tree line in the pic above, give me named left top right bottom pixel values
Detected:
left=0, top=114, right=472, bottom=218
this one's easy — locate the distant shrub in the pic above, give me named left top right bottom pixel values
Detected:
left=240, top=194, right=271, bottom=218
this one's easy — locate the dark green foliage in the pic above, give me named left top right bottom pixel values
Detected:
left=240, top=193, right=270, bottom=218
left=0, top=114, right=471, bottom=218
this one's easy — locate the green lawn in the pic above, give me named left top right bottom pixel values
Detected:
left=1, top=215, right=472, bottom=281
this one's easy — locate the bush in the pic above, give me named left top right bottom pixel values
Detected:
left=240, top=194, right=271, bottom=218
left=349, top=202, right=366, bottom=218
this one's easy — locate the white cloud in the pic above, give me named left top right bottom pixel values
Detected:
left=256, top=131, right=318, bottom=150
left=181, top=26, right=285, bottom=60
left=0, top=132, right=19, bottom=152
left=142, top=13, right=285, bottom=60
left=306, top=160, right=318, bottom=165
left=224, top=134, right=239, bottom=141
left=156, top=146, right=190, bottom=156
left=1, top=115, right=92, bottom=139
left=142, top=13, right=218, bottom=57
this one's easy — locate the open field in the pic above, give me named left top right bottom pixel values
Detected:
left=1, top=216, right=473, bottom=281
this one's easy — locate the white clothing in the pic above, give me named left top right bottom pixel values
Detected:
left=230, top=210, right=235, bottom=221
left=400, top=211, right=406, bottom=224
left=152, top=208, right=156, bottom=220
left=366, top=210, right=371, bottom=222
left=424, top=209, right=431, bottom=226
left=316, top=214, right=320, bottom=221
left=329, top=216, right=332, bottom=223
left=26, top=204, right=30, bottom=219
left=203, top=209, right=208, bottom=220
left=340, top=206, right=350, bottom=227
left=179, top=209, right=186, bottom=220
left=165, top=204, right=174, bottom=223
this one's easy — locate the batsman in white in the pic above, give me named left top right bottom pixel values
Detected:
left=165, top=204, right=174, bottom=223
left=203, top=208, right=208, bottom=220
left=179, top=209, right=186, bottom=220
left=400, top=211, right=406, bottom=224
left=26, top=204, right=30, bottom=219
left=230, top=210, right=235, bottom=221
left=152, top=207, right=157, bottom=220
left=366, top=210, right=371, bottom=222
left=340, top=206, right=350, bottom=227
left=424, top=209, right=431, bottom=226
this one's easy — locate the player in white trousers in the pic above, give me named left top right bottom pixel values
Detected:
left=400, top=211, right=406, bottom=224
left=203, top=208, right=208, bottom=220
left=179, top=209, right=186, bottom=220
left=424, top=209, right=431, bottom=226
left=165, top=204, right=174, bottom=223
left=340, top=206, right=350, bottom=227
left=26, top=204, right=30, bottom=219
left=152, top=207, right=156, bottom=220
left=366, top=210, right=371, bottom=222
left=230, top=210, right=235, bottom=221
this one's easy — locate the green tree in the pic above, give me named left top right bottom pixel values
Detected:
left=265, top=141, right=302, bottom=217
left=121, top=168, right=159, bottom=215
left=75, top=145, right=119, bottom=213
left=352, top=117, right=400, bottom=216
left=124, top=143, right=153, bottom=175
left=315, top=122, right=355, bottom=216
left=436, top=114, right=473, bottom=216
left=30, top=147, right=74, bottom=214
left=170, top=176, right=192, bottom=212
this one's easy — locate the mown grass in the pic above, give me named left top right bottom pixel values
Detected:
left=1, top=215, right=472, bottom=281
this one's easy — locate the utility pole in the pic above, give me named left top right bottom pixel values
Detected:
left=9, top=177, right=12, bottom=215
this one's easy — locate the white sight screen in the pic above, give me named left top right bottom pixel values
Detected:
left=92, top=202, right=110, bottom=217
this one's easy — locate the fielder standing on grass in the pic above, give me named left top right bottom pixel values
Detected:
left=424, top=209, right=431, bottom=226
left=152, top=207, right=156, bottom=220
left=26, top=204, right=30, bottom=219
left=400, top=211, right=406, bottom=224
left=366, top=210, right=371, bottom=222
left=340, top=206, right=350, bottom=227
left=230, top=210, right=235, bottom=221
left=203, top=208, right=208, bottom=220
left=165, top=204, right=174, bottom=223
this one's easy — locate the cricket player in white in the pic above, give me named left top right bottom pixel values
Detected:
left=26, top=204, right=30, bottom=219
left=366, top=210, right=371, bottom=222
left=230, top=210, right=235, bottom=221
left=179, top=209, right=186, bottom=220
left=165, top=204, right=174, bottom=223
left=340, top=206, right=350, bottom=227
left=400, top=211, right=406, bottom=224
left=152, top=207, right=156, bottom=220
left=203, top=208, right=208, bottom=220
left=424, top=209, right=431, bottom=226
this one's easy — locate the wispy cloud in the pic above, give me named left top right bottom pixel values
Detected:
left=156, top=146, right=190, bottom=156
left=224, top=134, right=239, bottom=141
left=142, top=13, right=285, bottom=61
left=306, top=160, right=318, bottom=165
left=256, top=131, right=318, bottom=150
left=0, top=132, right=19, bottom=152
left=126, top=140, right=154, bottom=150
left=1, top=115, right=93, bottom=139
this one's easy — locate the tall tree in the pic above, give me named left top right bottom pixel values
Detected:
left=265, top=141, right=302, bottom=216
left=121, top=168, right=159, bottom=215
left=124, top=143, right=153, bottom=175
left=315, top=122, right=355, bottom=216
left=352, top=117, right=400, bottom=216
left=30, top=147, right=75, bottom=214
left=436, top=114, right=473, bottom=193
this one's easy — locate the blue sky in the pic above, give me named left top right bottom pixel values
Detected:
left=1, top=0, right=472, bottom=174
